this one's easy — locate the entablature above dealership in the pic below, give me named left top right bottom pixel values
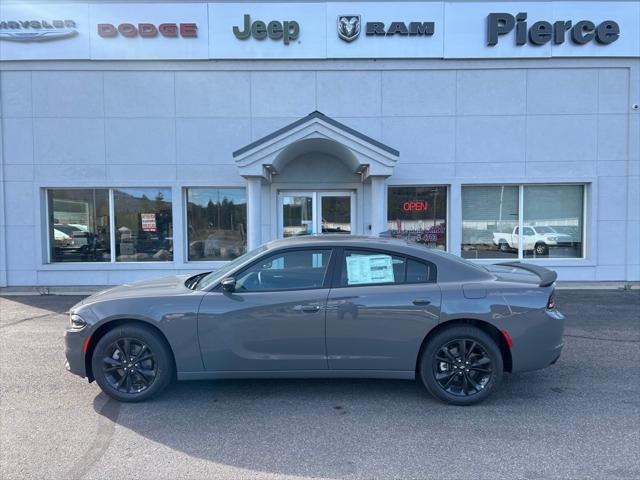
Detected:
left=0, top=2, right=638, bottom=61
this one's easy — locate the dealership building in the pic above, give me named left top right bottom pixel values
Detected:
left=0, top=0, right=638, bottom=288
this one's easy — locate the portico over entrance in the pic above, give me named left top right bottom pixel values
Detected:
left=233, top=111, right=399, bottom=249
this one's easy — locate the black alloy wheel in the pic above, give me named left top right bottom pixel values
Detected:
left=419, top=325, right=503, bottom=405
left=92, top=323, right=173, bottom=402
left=102, top=338, right=157, bottom=395
left=433, top=339, right=493, bottom=397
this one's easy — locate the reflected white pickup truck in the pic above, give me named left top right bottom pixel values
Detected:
left=493, top=226, right=574, bottom=256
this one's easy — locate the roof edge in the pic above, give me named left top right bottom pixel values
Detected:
left=233, top=111, right=399, bottom=158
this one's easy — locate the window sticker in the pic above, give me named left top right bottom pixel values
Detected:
left=346, top=254, right=394, bottom=285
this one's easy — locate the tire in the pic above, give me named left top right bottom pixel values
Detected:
left=534, top=242, right=549, bottom=256
left=498, top=240, right=509, bottom=252
left=91, top=323, right=174, bottom=403
left=419, top=325, right=503, bottom=406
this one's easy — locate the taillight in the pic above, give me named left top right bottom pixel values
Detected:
left=547, top=292, right=556, bottom=310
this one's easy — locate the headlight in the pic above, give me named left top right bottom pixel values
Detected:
left=70, top=313, right=87, bottom=329
left=548, top=236, right=557, bottom=242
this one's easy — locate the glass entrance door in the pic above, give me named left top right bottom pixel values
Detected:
left=278, top=191, right=355, bottom=238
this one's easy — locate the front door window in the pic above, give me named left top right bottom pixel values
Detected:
left=320, top=194, right=352, bottom=234
left=281, top=194, right=314, bottom=237
left=278, top=191, right=355, bottom=238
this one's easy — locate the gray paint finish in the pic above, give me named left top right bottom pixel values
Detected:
left=65, top=236, right=564, bottom=384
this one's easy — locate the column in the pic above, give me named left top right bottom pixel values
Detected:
left=370, top=176, right=387, bottom=236
left=246, top=176, right=262, bottom=250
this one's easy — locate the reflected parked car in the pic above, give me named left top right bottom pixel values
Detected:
left=65, top=236, right=564, bottom=406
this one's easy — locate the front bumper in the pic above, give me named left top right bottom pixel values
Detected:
left=64, top=328, right=89, bottom=378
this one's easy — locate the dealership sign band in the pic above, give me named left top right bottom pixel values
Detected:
left=0, top=19, right=78, bottom=42
left=0, top=2, right=638, bottom=60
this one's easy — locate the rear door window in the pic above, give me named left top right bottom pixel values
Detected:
left=341, top=250, right=404, bottom=286
left=339, top=250, right=435, bottom=286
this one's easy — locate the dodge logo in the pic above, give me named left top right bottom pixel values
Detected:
left=338, top=15, right=360, bottom=42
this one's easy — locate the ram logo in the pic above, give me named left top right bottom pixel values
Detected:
left=337, top=15, right=360, bottom=42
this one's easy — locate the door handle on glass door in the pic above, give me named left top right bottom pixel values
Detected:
left=412, top=299, right=431, bottom=306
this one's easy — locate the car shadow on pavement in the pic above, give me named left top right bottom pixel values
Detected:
left=91, top=372, right=560, bottom=478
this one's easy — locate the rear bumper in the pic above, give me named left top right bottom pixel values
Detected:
left=510, top=308, right=565, bottom=373
left=64, top=328, right=88, bottom=378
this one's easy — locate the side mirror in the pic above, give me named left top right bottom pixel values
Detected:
left=221, top=277, right=236, bottom=292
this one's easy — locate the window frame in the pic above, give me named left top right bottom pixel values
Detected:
left=45, top=186, right=175, bottom=264
left=460, top=183, right=588, bottom=261
left=386, top=184, right=450, bottom=252
left=331, top=247, right=437, bottom=289
left=45, top=187, right=112, bottom=264
left=183, top=186, right=248, bottom=263
left=213, top=246, right=337, bottom=293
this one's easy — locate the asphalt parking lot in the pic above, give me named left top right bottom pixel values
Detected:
left=1, top=290, right=639, bottom=480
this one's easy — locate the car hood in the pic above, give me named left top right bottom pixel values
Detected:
left=73, top=274, right=194, bottom=308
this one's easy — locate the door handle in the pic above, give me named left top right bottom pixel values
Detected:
left=295, top=305, right=321, bottom=313
left=412, top=299, right=431, bottom=306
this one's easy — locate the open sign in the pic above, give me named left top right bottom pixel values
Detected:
left=402, top=201, right=428, bottom=212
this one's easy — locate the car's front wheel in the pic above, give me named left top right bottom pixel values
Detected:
left=91, top=323, right=174, bottom=402
left=419, top=325, right=503, bottom=405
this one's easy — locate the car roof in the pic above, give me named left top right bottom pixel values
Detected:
left=264, top=235, right=416, bottom=250
left=262, top=235, right=494, bottom=283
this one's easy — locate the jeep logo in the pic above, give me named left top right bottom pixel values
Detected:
left=232, top=14, right=299, bottom=45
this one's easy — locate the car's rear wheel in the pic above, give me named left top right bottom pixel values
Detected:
left=91, top=323, right=173, bottom=402
left=419, top=325, right=503, bottom=405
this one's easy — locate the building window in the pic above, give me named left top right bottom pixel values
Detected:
left=387, top=186, right=447, bottom=250
left=186, top=188, right=247, bottom=261
left=461, top=184, right=585, bottom=259
left=47, top=189, right=111, bottom=263
left=462, top=186, right=519, bottom=259
left=523, top=185, right=584, bottom=259
left=114, top=188, right=173, bottom=262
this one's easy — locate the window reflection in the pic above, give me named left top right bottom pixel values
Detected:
left=114, top=188, right=173, bottom=262
left=462, top=186, right=519, bottom=259
left=387, top=186, right=447, bottom=250
left=48, top=189, right=110, bottom=263
left=523, top=185, right=584, bottom=258
left=186, top=188, right=247, bottom=261
left=282, top=195, right=313, bottom=237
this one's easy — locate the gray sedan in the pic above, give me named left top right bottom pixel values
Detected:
left=65, top=235, right=565, bottom=405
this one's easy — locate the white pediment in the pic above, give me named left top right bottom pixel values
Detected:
left=233, top=111, right=399, bottom=180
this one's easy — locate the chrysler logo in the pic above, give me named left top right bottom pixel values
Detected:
left=0, top=20, right=78, bottom=42
left=338, top=15, right=360, bottom=42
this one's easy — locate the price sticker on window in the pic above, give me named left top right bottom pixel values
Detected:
left=346, top=254, right=394, bottom=285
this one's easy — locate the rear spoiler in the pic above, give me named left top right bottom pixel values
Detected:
left=497, top=262, right=558, bottom=287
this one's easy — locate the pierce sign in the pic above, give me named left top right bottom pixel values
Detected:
left=487, top=12, right=619, bottom=46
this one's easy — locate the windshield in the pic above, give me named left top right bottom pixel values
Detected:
left=195, top=245, right=268, bottom=291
